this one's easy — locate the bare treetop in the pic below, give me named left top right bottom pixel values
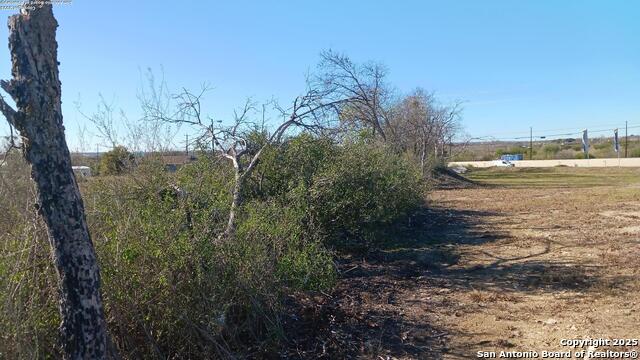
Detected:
left=315, top=50, right=394, bottom=141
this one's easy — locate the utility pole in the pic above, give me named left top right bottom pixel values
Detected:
left=625, top=121, right=628, bottom=158
left=185, top=134, right=189, bottom=156
left=530, top=127, right=533, bottom=160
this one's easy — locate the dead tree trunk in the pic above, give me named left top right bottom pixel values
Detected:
left=221, top=162, right=243, bottom=239
left=0, top=4, right=108, bottom=359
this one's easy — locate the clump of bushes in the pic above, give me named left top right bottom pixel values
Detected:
left=556, top=149, right=577, bottom=159
left=541, top=144, right=560, bottom=159
left=247, top=135, right=424, bottom=250
left=84, top=158, right=330, bottom=357
left=0, top=133, right=427, bottom=357
left=98, top=145, right=134, bottom=175
left=307, top=141, right=423, bottom=250
left=593, top=141, right=611, bottom=150
left=574, top=152, right=596, bottom=159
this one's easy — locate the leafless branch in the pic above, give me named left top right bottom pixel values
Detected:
left=315, top=49, right=393, bottom=141
left=0, top=96, right=18, bottom=129
left=75, top=94, right=121, bottom=148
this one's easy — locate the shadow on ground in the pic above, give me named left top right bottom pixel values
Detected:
left=278, top=193, right=633, bottom=359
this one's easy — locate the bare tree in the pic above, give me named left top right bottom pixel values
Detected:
left=133, top=69, right=180, bottom=153
left=75, top=70, right=179, bottom=154
left=76, top=94, right=121, bottom=149
left=315, top=50, right=394, bottom=141
left=76, top=123, right=89, bottom=154
left=141, top=82, right=344, bottom=240
left=390, top=88, right=462, bottom=174
left=432, top=100, right=462, bottom=160
left=0, top=3, right=110, bottom=359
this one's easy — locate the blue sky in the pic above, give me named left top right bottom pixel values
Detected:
left=0, top=0, right=638, bottom=149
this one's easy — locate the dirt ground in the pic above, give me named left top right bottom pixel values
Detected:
left=282, top=168, right=640, bottom=359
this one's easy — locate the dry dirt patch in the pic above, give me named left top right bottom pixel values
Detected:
left=428, top=186, right=639, bottom=359
left=282, top=176, right=640, bottom=359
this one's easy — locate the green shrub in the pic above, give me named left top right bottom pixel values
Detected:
left=556, top=149, right=577, bottom=159
left=98, top=145, right=134, bottom=175
left=574, top=152, right=596, bottom=159
left=308, top=142, right=424, bottom=250
left=86, top=164, right=225, bottom=357
left=248, top=135, right=425, bottom=251
left=76, top=158, right=295, bottom=356
left=237, top=199, right=336, bottom=291
left=541, top=144, right=560, bottom=158
left=176, top=156, right=235, bottom=232
left=593, top=141, right=611, bottom=150
left=83, top=149, right=343, bottom=356
left=245, top=134, right=336, bottom=201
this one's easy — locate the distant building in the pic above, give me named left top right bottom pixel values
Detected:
left=72, top=166, right=92, bottom=177
left=161, top=155, right=197, bottom=172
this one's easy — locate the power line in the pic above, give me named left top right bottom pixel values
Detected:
left=471, top=123, right=639, bottom=142
left=473, top=122, right=628, bottom=138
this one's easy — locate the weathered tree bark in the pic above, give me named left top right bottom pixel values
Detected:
left=0, top=3, right=108, bottom=359
left=222, top=170, right=243, bottom=239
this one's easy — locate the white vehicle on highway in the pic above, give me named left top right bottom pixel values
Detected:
left=494, top=159, right=515, bottom=167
